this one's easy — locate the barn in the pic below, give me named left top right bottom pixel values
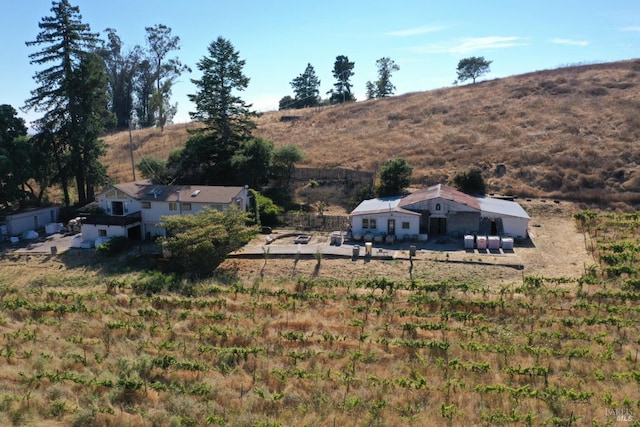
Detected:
left=350, top=184, right=530, bottom=241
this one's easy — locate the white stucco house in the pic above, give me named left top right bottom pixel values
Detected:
left=350, top=184, right=530, bottom=241
left=81, top=180, right=250, bottom=243
left=349, top=196, right=422, bottom=242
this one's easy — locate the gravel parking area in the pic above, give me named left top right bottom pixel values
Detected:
left=2, top=232, right=79, bottom=254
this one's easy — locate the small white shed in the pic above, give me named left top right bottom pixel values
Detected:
left=3, top=206, right=60, bottom=237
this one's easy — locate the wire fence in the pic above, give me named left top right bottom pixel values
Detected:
left=278, top=213, right=350, bottom=232
left=293, top=167, right=374, bottom=184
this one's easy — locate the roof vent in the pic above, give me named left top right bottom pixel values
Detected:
left=191, top=190, right=201, bottom=197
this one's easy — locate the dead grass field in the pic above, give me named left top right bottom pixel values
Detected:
left=0, top=203, right=620, bottom=427
left=7, top=60, right=636, bottom=426
left=219, top=199, right=594, bottom=285
left=102, top=59, right=640, bottom=210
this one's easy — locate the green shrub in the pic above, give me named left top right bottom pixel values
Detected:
left=453, top=168, right=486, bottom=194
left=131, top=271, right=185, bottom=295
left=96, top=236, right=131, bottom=256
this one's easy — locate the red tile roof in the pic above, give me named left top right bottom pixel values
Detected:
left=399, top=184, right=480, bottom=210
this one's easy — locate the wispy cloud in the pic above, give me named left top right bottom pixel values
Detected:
left=409, top=36, right=527, bottom=54
left=549, top=38, right=589, bottom=46
left=621, top=26, right=640, bottom=32
left=385, top=24, right=447, bottom=37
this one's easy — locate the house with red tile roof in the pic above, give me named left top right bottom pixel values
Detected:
left=350, top=184, right=530, bottom=242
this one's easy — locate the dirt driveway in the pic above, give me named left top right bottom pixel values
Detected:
left=220, top=199, right=595, bottom=285
left=2, top=232, right=79, bottom=255
left=0, top=199, right=594, bottom=287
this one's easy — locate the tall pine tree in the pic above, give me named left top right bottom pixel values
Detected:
left=290, top=63, right=321, bottom=108
left=365, top=57, right=400, bottom=99
left=176, top=36, right=257, bottom=185
left=25, top=0, right=109, bottom=205
left=328, top=55, right=355, bottom=104
left=189, top=36, right=256, bottom=144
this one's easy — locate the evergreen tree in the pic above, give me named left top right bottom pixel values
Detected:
left=0, top=105, right=32, bottom=208
left=144, top=24, right=190, bottom=129
left=328, top=55, right=355, bottom=104
left=134, top=59, right=156, bottom=127
left=365, top=81, right=376, bottom=100
left=453, top=168, right=486, bottom=194
left=189, top=36, right=256, bottom=143
left=377, top=158, right=412, bottom=197
left=272, top=144, right=304, bottom=187
left=98, top=28, right=142, bottom=130
left=159, top=207, right=258, bottom=277
left=278, top=95, right=295, bottom=110
left=136, top=156, right=170, bottom=183
left=231, top=137, right=274, bottom=188
left=456, top=56, right=492, bottom=84
left=24, top=0, right=107, bottom=205
left=67, top=52, right=111, bottom=202
left=177, top=37, right=257, bottom=185
left=366, top=57, right=400, bottom=99
left=290, top=63, right=321, bottom=108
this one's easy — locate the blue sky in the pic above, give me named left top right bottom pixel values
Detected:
left=3, top=0, right=640, bottom=127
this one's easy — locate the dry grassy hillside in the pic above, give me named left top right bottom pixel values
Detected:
left=103, top=59, right=640, bottom=210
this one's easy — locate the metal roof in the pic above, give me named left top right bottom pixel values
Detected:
left=351, top=196, right=420, bottom=216
left=477, top=196, right=530, bottom=219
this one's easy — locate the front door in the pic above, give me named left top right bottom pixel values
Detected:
left=387, top=219, right=396, bottom=236
left=429, top=217, right=447, bottom=235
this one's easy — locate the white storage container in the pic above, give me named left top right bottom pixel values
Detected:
left=476, top=236, right=487, bottom=249
left=501, top=237, right=514, bottom=250
left=488, top=236, right=500, bottom=250
left=464, top=235, right=475, bottom=249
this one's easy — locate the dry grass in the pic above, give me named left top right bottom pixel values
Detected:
left=102, top=59, right=640, bottom=211
left=0, top=207, right=637, bottom=426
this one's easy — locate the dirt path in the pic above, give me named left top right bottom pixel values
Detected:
left=516, top=199, right=594, bottom=278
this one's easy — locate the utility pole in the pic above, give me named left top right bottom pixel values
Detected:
left=128, top=120, right=136, bottom=181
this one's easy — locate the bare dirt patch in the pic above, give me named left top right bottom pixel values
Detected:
left=0, top=199, right=593, bottom=287
left=219, top=199, right=595, bottom=285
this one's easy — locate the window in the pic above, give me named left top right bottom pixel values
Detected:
left=112, top=201, right=124, bottom=215
left=210, top=203, right=225, bottom=211
left=435, top=203, right=441, bottom=211
left=402, top=222, right=410, bottom=229
left=182, top=203, right=191, bottom=211
left=169, top=202, right=178, bottom=211
left=98, top=229, right=107, bottom=237
left=106, top=189, right=116, bottom=198
left=141, top=201, right=151, bottom=209
left=362, top=218, right=377, bottom=229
